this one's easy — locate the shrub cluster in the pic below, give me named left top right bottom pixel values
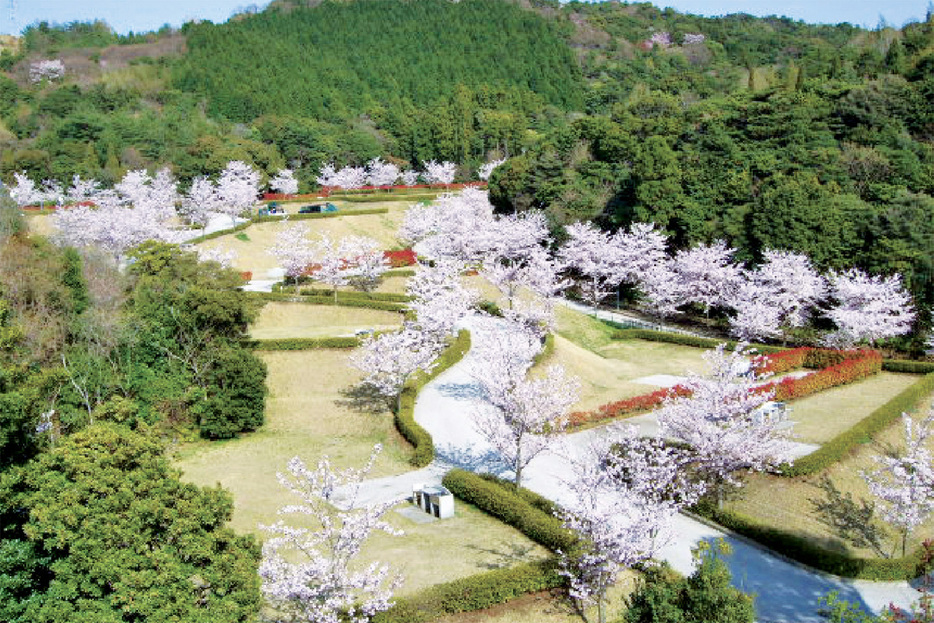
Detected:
left=441, top=469, right=577, bottom=553
left=691, top=501, right=923, bottom=580
left=384, top=249, right=417, bottom=267
left=611, top=328, right=784, bottom=355
left=782, top=371, right=934, bottom=476
left=568, top=385, right=692, bottom=427
left=567, top=349, right=881, bottom=427
left=756, top=347, right=810, bottom=374
left=394, top=330, right=471, bottom=467
left=764, top=350, right=881, bottom=402
left=372, top=558, right=561, bottom=623
left=244, top=336, right=361, bottom=350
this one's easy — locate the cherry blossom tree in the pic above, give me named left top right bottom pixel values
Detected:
left=406, top=258, right=478, bottom=338
left=728, top=279, right=785, bottom=341
left=824, top=268, right=915, bottom=347
left=670, top=240, right=742, bottom=316
left=270, top=168, right=299, bottom=196
left=862, top=410, right=934, bottom=557
left=260, top=444, right=403, bottom=623
left=655, top=343, right=794, bottom=506
left=399, top=188, right=495, bottom=262
left=640, top=260, right=685, bottom=317
left=477, top=158, right=506, bottom=181
left=365, top=158, right=400, bottom=187
left=350, top=326, right=446, bottom=400
left=730, top=250, right=827, bottom=341
left=269, top=224, right=316, bottom=280
left=216, top=160, right=260, bottom=226
left=473, top=325, right=580, bottom=488
left=485, top=211, right=549, bottom=263
left=65, top=175, right=102, bottom=205
left=9, top=172, right=43, bottom=207
left=316, top=163, right=339, bottom=188
left=556, top=426, right=700, bottom=623
left=611, top=221, right=668, bottom=287
left=558, top=222, right=621, bottom=313
left=180, top=176, right=219, bottom=231
left=399, top=169, right=420, bottom=186
left=312, top=234, right=389, bottom=297
left=332, top=166, right=367, bottom=190
left=29, top=59, right=65, bottom=83
left=422, top=160, right=457, bottom=186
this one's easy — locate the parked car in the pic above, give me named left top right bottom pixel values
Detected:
left=298, top=203, right=339, bottom=214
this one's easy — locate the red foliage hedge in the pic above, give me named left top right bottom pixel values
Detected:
left=384, top=249, right=417, bottom=267
left=239, top=271, right=253, bottom=282
left=569, top=348, right=882, bottom=427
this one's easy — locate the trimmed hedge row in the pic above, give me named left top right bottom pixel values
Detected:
left=611, top=328, right=784, bottom=355
left=883, top=359, right=934, bottom=374
left=372, top=558, right=562, bottom=623
left=691, top=501, right=923, bottom=580
left=766, top=350, right=882, bottom=402
left=442, top=469, right=577, bottom=553
left=252, top=207, right=389, bottom=222
left=185, top=221, right=251, bottom=244
left=395, top=330, right=472, bottom=467
left=782, top=371, right=934, bottom=476
left=296, top=287, right=411, bottom=303
left=244, top=337, right=361, bottom=350
left=568, top=385, right=692, bottom=428
left=257, top=292, right=406, bottom=312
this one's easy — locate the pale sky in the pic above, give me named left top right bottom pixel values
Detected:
left=0, top=0, right=929, bottom=36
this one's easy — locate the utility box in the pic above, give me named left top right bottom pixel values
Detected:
left=412, top=484, right=454, bottom=519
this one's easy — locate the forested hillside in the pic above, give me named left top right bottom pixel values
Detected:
left=1, top=0, right=934, bottom=305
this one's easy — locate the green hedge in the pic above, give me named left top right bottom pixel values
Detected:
left=296, top=287, right=411, bottom=303
left=384, top=268, right=416, bottom=277
left=781, top=371, right=934, bottom=476
left=395, top=330, right=472, bottom=467
left=185, top=221, right=252, bottom=244
left=691, top=502, right=923, bottom=580
left=253, top=292, right=406, bottom=312
left=442, top=469, right=577, bottom=553
left=244, top=336, right=360, bottom=350
left=610, top=328, right=783, bottom=354
left=372, top=558, right=562, bottom=623
left=883, top=359, right=934, bottom=374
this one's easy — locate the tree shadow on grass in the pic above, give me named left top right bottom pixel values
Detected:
left=463, top=540, right=539, bottom=570
left=335, top=383, right=393, bottom=414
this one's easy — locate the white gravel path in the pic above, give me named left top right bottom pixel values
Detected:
left=343, top=314, right=923, bottom=620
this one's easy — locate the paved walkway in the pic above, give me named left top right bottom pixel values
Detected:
left=339, top=314, right=921, bottom=620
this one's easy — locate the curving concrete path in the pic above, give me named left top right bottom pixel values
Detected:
left=341, top=314, right=922, bottom=621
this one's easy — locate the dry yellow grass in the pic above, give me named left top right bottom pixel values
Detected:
left=728, top=394, right=934, bottom=557
left=26, top=214, right=57, bottom=237
left=362, top=504, right=551, bottom=597
left=175, top=349, right=549, bottom=590
left=249, top=302, right=403, bottom=339
left=785, top=372, right=920, bottom=444
left=175, top=349, right=411, bottom=533
left=196, top=206, right=409, bottom=278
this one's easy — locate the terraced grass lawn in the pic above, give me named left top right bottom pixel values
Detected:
left=727, top=394, right=934, bottom=558
left=196, top=205, right=409, bottom=278
left=249, top=301, right=403, bottom=339
left=784, top=372, right=919, bottom=444
left=174, top=349, right=549, bottom=593
left=436, top=572, right=639, bottom=623
left=545, top=306, right=709, bottom=412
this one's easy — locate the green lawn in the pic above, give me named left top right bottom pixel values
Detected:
left=249, top=301, right=403, bottom=339
left=174, top=348, right=549, bottom=594
left=784, top=372, right=920, bottom=444
left=727, top=395, right=934, bottom=558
